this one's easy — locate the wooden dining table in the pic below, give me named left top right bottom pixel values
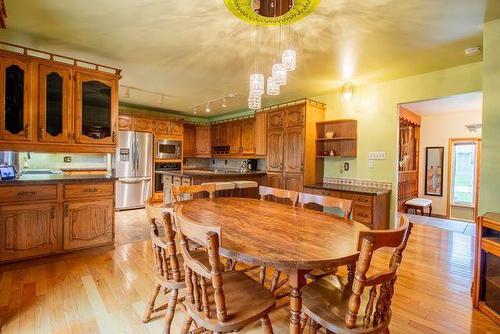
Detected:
left=175, top=197, right=368, bottom=334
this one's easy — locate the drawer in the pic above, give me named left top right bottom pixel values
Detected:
left=181, top=177, right=191, bottom=186
left=341, top=192, right=354, bottom=200
left=354, top=194, right=373, bottom=206
left=353, top=205, right=373, bottom=224
left=0, top=185, right=57, bottom=203
left=304, top=187, right=341, bottom=198
left=64, top=183, right=114, bottom=199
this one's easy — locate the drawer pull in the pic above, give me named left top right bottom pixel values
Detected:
left=17, top=191, right=35, bottom=196
left=83, top=188, right=98, bottom=193
left=322, top=191, right=331, bottom=196
left=357, top=213, right=369, bottom=218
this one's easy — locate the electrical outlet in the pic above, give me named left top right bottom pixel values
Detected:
left=368, top=159, right=374, bottom=168
left=344, top=162, right=350, bottom=171
left=64, top=156, right=72, bottom=163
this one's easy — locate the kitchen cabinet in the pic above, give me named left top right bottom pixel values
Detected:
left=0, top=202, right=57, bottom=262
left=255, top=112, right=267, bottom=156
left=267, top=129, right=284, bottom=172
left=0, top=57, right=32, bottom=142
left=170, top=121, right=183, bottom=136
left=38, top=64, right=71, bottom=143
left=228, top=120, right=242, bottom=154
left=266, top=172, right=284, bottom=189
left=133, top=117, right=154, bottom=132
left=303, top=186, right=390, bottom=230
left=264, top=100, right=325, bottom=192
left=63, top=198, right=114, bottom=250
left=154, top=119, right=170, bottom=134
left=118, top=114, right=133, bottom=130
left=183, top=123, right=196, bottom=157
left=241, top=118, right=255, bottom=155
left=284, top=127, right=304, bottom=173
left=211, top=123, right=229, bottom=147
left=195, top=125, right=211, bottom=157
left=267, top=109, right=285, bottom=129
left=74, top=72, right=117, bottom=146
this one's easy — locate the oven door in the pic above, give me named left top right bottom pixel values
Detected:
left=156, top=140, right=181, bottom=159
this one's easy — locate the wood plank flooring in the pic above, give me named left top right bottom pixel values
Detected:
left=0, top=210, right=498, bottom=333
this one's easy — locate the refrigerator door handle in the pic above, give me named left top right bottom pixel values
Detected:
left=119, top=177, right=151, bottom=183
left=135, top=137, right=140, bottom=173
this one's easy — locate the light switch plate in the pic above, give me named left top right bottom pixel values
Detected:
left=368, top=151, right=386, bottom=160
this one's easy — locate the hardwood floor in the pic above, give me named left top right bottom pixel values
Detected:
left=399, top=212, right=476, bottom=236
left=0, top=209, right=498, bottom=333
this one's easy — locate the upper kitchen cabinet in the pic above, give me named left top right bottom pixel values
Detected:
left=118, top=114, right=133, bottom=131
left=195, top=125, right=211, bottom=157
left=74, top=72, right=118, bottom=146
left=0, top=57, right=32, bottom=142
left=38, top=64, right=71, bottom=143
left=183, top=123, right=196, bottom=157
left=241, top=118, right=255, bottom=155
left=228, top=120, right=242, bottom=154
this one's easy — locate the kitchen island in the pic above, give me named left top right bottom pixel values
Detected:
left=0, top=174, right=116, bottom=263
left=157, top=168, right=266, bottom=203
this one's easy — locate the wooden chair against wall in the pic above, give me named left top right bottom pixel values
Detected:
left=299, top=192, right=353, bottom=219
left=172, top=184, right=216, bottom=202
left=175, top=212, right=276, bottom=333
left=259, top=185, right=299, bottom=207
left=300, top=216, right=413, bottom=334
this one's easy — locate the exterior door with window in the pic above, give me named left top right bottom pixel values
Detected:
left=448, top=139, right=481, bottom=221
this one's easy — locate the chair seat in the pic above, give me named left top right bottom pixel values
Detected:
left=201, top=182, right=236, bottom=191
left=185, top=271, right=276, bottom=332
left=405, top=198, right=432, bottom=207
left=302, top=276, right=390, bottom=333
left=230, top=180, right=259, bottom=189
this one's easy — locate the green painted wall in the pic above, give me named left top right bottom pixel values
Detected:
left=479, top=19, right=500, bottom=215
left=313, top=61, right=483, bottom=226
left=119, top=104, right=209, bottom=123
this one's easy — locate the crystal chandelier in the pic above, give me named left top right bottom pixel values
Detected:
left=267, top=76, right=280, bottom=95
left=272, top=63, right=287, bottom=86
left=248, top=93, right=262, bottom=110
left=249, top=73, right=264, bottom=95
left=282, top=49, right=296, bottom=71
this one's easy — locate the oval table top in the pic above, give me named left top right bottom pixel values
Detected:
left=175, top=198, right=368, bottom=270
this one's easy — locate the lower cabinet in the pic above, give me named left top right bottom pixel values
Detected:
left=266, top=172, right=284, bottom=189
left=0, top=202, right=57, bottom=261
left=285, top=173, right=303, bottom=192
left=63, top=198, right=114, bottom=250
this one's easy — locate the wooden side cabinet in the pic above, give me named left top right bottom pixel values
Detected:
left=63, top=198, right=114, bottom=251
left=0, top=202, right=57, bottom=262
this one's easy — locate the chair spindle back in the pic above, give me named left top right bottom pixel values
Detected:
left=259, top=185, right=298, bottom=206
left=298, top=192, right=353, bottom=219
left=345, top=216, right=413, bottom=329
left=172, top=184, right=216, bottom=202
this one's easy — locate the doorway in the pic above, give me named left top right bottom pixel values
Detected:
left=396, top=91, right=482, bottom=234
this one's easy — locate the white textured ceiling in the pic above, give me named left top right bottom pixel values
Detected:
left=0, top=0, right=498, bottom=116
left=402, top=92, right=483, bottom=116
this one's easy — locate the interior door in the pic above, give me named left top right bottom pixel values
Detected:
left=38, top=64, right=71, bottom=143
left=267, top=129, right=284, bottom=172
left=1, top=57, right=32, bottom=142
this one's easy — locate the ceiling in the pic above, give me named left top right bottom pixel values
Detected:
left=402, top=92, right=483, bottom=116
left=1, top=0, right=498, bottom=116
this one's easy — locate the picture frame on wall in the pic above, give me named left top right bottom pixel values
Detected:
left=425, top=146, right=444, bottom=196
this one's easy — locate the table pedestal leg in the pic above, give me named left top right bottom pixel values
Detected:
left=288, top=269, right=308, bottom=334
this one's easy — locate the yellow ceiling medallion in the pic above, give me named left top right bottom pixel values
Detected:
left=224, top=0, right=321, bottom=26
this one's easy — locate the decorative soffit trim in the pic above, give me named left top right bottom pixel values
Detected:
left=223, top=0, right=321, bottom=26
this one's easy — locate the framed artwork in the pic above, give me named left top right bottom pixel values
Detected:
left=425, top=146, right=444, bottom=196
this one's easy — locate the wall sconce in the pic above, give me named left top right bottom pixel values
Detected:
left=341, top=81, right=354, bottom=101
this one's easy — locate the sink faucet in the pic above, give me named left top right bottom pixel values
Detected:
left=240, top=160, right=249, bottom=173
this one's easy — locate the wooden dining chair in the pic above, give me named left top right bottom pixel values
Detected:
left=143, top=205, right=211, bottom=333
left=299, top=192, right=353, bottom=219
left=172, top=184, right=216, bottom=202
left=259, top=185, right=299, bottom=207
left=300, top=216, right=413, bottom=334
left=175, top=212, right=276, bottom=334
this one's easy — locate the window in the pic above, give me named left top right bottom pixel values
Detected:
left=450, top=142, right=477, bottom=205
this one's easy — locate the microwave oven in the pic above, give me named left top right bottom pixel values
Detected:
left=156, top=139, right=182, bottom=159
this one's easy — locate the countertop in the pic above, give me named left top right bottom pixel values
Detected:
left=304, top=183, right=391, bottom=195
left=155, top=168, right=266, bottom=177
left=0, top=174, right=116, bottom=185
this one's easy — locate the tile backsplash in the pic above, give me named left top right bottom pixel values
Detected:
left=18, top=152, right=109, bottom=171
left=185, top=158, right=266, bottom=171
left=323, top=177, right=392, bottom=190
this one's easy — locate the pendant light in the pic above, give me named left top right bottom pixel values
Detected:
left=282, top=25, right=296, bottom=71
left=248, top=26, right=264, bottom=109
left=267, top=76, right=280, bottom=95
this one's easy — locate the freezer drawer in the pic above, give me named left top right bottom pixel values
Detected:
left=116, top=177, right=152, bottom=210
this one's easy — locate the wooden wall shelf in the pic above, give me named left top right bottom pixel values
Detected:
left=315, top=119, right=357, bottom=158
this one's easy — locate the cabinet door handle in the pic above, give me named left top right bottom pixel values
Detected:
left=112, top=131, right=117, bottom=143
left=40, top=128, right=45, bottom=139
left=64, top=204, right=69, bottom=218
left=17, top=191, right=35, bottom=196
left=24, top=124, right=30, bottom=139
left=50, top=205, right=56, bottom=219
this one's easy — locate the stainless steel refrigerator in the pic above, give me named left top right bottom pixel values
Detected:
left=114, top=131, right=153, bottom=210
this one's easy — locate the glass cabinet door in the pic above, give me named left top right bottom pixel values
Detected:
left=74, top=73, right=117, bottom=145
left=38, top=65, right=71, bottom=143
left=1, top=58, right=31, bottom=141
